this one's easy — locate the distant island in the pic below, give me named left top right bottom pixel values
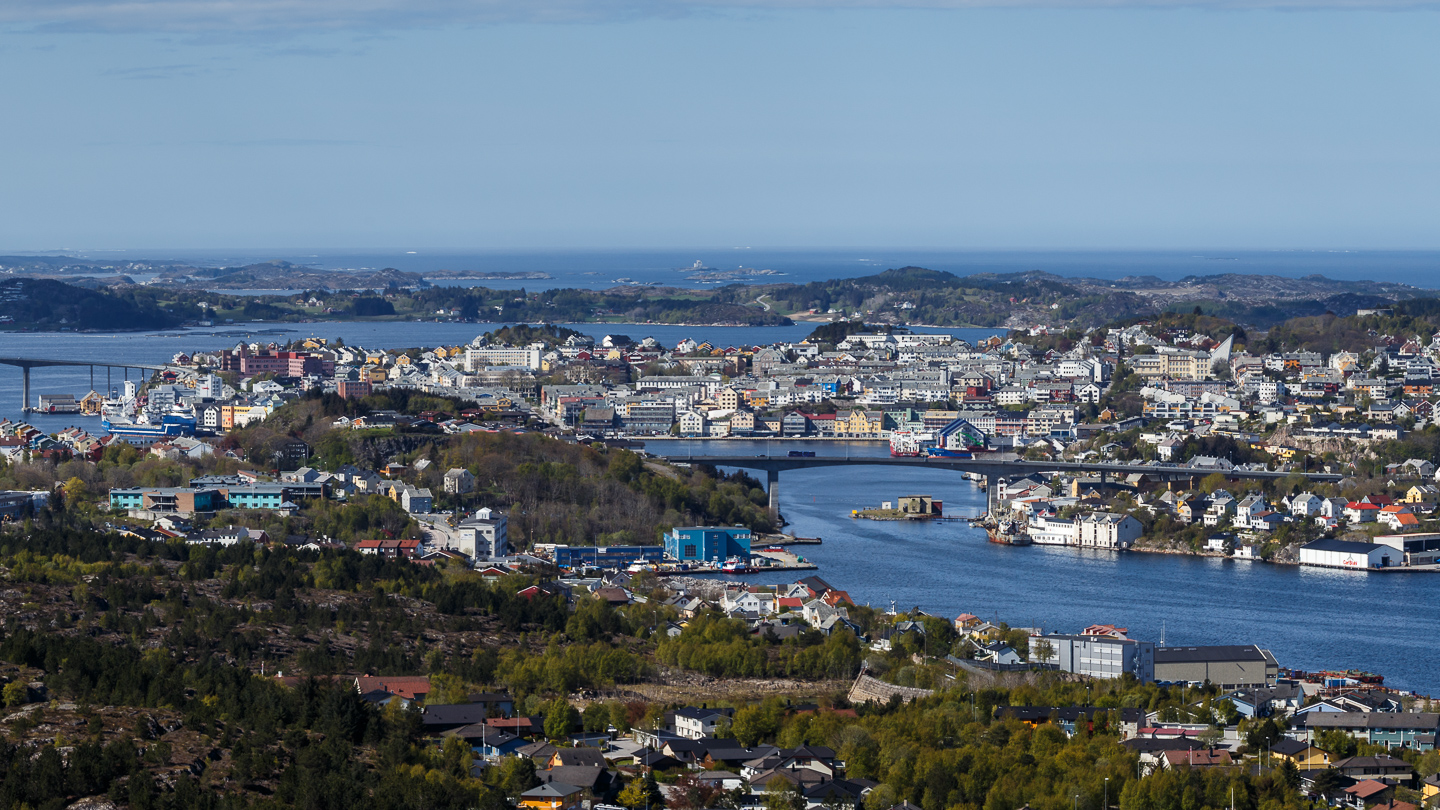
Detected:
left=3, top=254, right=1439, bottom=332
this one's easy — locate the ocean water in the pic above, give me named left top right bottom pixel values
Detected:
left=37, top=248, right=1440, bottom=292
left=646, top=439, right=1440, bottom=697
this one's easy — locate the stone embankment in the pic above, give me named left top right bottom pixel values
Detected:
left=846, top=673, right=934, bottom=705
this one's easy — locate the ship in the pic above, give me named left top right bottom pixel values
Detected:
left=987, top=521, right=1032, bottom=546
left=721, top=557, right=751, bottom=573
left=889, top=430, right=934, bottom=457
left=102, top=405, right=197, bottom=444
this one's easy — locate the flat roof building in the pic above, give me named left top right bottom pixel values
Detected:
left=1155, top=644, right=1278, bottom=690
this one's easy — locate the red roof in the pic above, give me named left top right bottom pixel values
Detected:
left=1344, top=781, right=1391, bottom=799
left=355, top=675, right=430, bottom=700
left=1163, top=749, right=1232, bottom=767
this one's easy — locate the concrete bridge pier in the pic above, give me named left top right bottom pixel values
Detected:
left=21, top=365, right=30, bottom=414
left=767, top=468, right=780, bottom=518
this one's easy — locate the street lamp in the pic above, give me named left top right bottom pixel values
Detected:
left=1104, top=777, right=1109, bottom=810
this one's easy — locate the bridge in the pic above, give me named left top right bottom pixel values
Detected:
left=658, top=452, right=1343, bottom=515
left=0, top=357, right=173, bottom=414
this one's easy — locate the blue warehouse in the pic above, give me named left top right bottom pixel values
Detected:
left=664, top=526, right=752, bottom=563
left=553, top=545, right=665, bottom=570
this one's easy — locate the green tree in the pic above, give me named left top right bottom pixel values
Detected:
left=764, top=779, right=806, bottom=810
left=618, top=771, right=665, bottom=810
left=2, top=680, right=27, bottom=707
left=544, top=699, right=580, bottom=740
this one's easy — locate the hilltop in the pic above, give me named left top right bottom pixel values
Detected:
left=738, top=267, right=1434, bottom=330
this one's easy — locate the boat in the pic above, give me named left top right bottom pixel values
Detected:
left=889, top=430, right=933, bottom=457
left=987, top=521, right=1032, bottom=546
left=925, top=446, right=972, bottom=459
left=721, top=557, right=751, bottom=573
left=102, top=405, right=197, bottom=443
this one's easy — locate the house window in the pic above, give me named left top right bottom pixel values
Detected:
left=684, top=544, right=696, bottom=558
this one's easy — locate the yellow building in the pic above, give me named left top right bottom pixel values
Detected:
left=1421, top=775, right=1440, bottom=805
left=519, top=784, right=583, bottom=810
left=716, top=387, right=742, bottom=410
left=1403, top=485, right=1439, bottom=504
left=1273, top=740, right=1330, bottom=770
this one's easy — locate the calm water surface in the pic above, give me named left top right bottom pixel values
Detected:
left=647, top=439, right=1440, bottom=697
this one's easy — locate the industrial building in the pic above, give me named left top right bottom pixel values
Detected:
left=1373, top=533, right=1440, bottom=566
left=1299, top=538, right=1395, bottom=570
left=552, top=545, right=664, bottom=570
left=1154, top=644, right=1278, bottom=689
left=664, top=526, right=752, bottom=563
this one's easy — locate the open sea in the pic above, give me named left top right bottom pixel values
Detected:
left=30, top=247, right=1440, bottom=291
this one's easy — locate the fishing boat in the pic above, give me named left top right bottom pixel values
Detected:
left=721, top=557, right=751, bottom=573
left=986, top=521, right=1032, bottom=546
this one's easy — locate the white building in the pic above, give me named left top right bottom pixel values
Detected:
left=1298, top=539, right=1394, bottom=570
left=1032, top=633, right=1155, bottom=681
left=1077, top=513, right=1143, bottom=549
left=1027, top=516, right=1078, bottom=546
left=464, top=344, right=543, bottom=371
left=677, top=411, right=706, bottom=436
left=455, top=507, right=509, bottom=559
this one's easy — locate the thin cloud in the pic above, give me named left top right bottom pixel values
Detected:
left=1, top=0, right=1434, bottom=33
left=102, top=62, right=216, bottom=78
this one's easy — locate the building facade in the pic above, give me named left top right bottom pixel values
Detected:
left=664, top=526, right=752, bottom=563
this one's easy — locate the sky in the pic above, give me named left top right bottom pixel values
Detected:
left=1, top=0, right=1438, bottom=250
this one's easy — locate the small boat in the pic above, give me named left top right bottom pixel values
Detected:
left=925, top=446, right=972, bottom=459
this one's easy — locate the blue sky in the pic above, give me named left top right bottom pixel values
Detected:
left=1, top=1, right=1438, bottom=250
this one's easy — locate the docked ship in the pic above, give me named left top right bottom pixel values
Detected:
left=986, top=521, right=1032, bottom=546
left=102, top=405, right=197, bottom=443
left=889, top=430, right=934, bottom=457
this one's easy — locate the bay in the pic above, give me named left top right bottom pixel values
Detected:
left=646, top=438, right=1440, bottom=697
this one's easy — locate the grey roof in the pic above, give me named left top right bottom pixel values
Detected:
left=552, top=747, right=607, bottom=768
left=539, top=766, right=608, bottom=789
left=521, top=783, right=584, bottom=798
left=1270, top=739, right=1314, bottom=757
left=1303, top=538, right=1387, bottom=553
left=1301, top=712, right=1439, bottom=731
left=1155, top=644, right=1269, bottom=664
